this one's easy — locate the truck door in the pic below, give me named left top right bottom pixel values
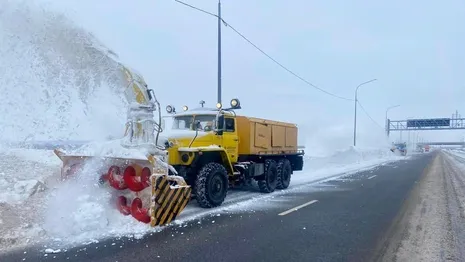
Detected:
left=222, top=117, right=239, bottom=163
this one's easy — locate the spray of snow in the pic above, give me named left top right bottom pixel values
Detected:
left=0, top=1, right=128, bottom=142
left=299, top=122, right=391, bottom=157
left=61, top=139, right=150, bottom=160
left=40, top=158, right=155, bottom=245
left=0, top=1, right=152, bottom=252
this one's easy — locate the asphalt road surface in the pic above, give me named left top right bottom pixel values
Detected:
left=374, top=151, right=465, bottom=262
left=2, top=152, right=444, bottom=262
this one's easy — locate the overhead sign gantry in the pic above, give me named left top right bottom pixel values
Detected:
left=386, top=117, right=465, bottom=136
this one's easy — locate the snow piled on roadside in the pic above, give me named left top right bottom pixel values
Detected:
left=0, top=148, right=60, bottom=205
left=0, top=147, right=61, bottom=253
left=304, top=146, right=404, bottom=170
left=445, top=149, right=465, bottom=170
left=449, top=148, right=465, bottom=158
left=293, top=146, right=405, bottom=184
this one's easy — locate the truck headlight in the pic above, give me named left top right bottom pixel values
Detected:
left=166, top=105, right=174, bottom=113
left=181, top=153, right=189, bottom=163
left=183, top=105, right=188, bottom=111
left=216, top=102, right=222, bottom=109
left=230, top=98, right=240, bottom=109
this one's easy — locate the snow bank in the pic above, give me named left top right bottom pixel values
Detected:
left=0, top=148, right=60, bottom=205
left=304, top=146, right=403, bottom=170
left=450, top=148, right=465, bottom=156
left=292, top=146, right=405, bottom=185
left=0, top=148, right=61, bottom=252
left=446, top=149, right=465, bottom=165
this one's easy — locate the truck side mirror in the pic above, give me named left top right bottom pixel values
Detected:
left=217, top=115, right=224, bottom=129
left=215, top=115, right=224, bottom=136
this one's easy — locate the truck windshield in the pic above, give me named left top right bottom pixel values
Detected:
left=172, top=115, right=217, bottom=131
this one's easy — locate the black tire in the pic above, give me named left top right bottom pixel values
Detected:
left=257, top=159, right=278, bottom=193
left=195, top=162, right=229, bottom=208
left=276, top=159, right=292, bottom=189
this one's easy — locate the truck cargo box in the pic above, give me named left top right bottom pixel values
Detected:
left=235, top=116, right=299, bottom=156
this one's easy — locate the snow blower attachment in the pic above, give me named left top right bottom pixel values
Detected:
left=53, top=65, right=191, bottom=227
left=101, top=158, right=191, bottom=226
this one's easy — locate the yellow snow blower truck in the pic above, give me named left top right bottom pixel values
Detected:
left=54, top=66, right=304, bottom=227
left=161, top=100, right=305, bottom=208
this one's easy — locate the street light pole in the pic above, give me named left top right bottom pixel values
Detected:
left=217, top=0, right=222, bottom=104
left=385, top=105, right=400, bottom=137
left=353, top=79, right=377, bottom=147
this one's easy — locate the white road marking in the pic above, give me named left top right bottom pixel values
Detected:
left=278, top=200, right=319, bottom=216
left=368, top=175, right=377, bottom=179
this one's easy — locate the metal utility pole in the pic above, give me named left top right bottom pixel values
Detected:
left=217, top=0, right=222, bottom=104
left=385, top=105, right=400, bottom=137
left=353, top=79, right=377, bottom=146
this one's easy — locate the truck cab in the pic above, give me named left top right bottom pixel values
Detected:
left=163, top=107, right=238, bottom=169
left=391, top=142, right=407, bottom=156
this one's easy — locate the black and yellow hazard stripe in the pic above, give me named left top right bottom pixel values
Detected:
left=151, top=175, right=192, bottom=227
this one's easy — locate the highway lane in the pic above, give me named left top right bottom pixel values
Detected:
left=374, top=151, right=465, bottom=262
left=1, top=152, right=435, bottom=262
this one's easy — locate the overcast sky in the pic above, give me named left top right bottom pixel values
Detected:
left=40, top=0, right=465, bottom=147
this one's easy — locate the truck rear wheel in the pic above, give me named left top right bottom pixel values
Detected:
left=258, top=159, right=278, bottom=193
left=195, top=162, right=228, bottom=208
left=276, top=159, right=292, bottom=189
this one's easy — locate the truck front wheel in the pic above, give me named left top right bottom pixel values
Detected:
left=195, top=162, right=229, bottom=208
left=257, top=159, right=278, bottom=193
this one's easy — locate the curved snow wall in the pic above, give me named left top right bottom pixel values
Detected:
left=0, top=1, right=129, bottom=142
